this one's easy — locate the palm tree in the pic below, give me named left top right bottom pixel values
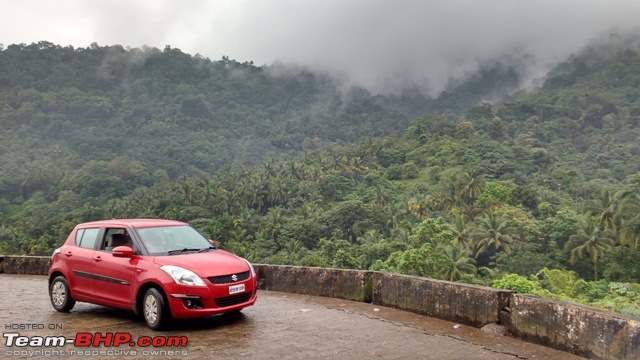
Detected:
left=440, top=181, right=464, bottom=213
left=373, top=184, right=390, bottom=207
left=458, top=170, right=485, bottom=202
left=360, top=229, right=385, bottom=245
left=450, top=213, right=471, bottom=249
left=566, top=220, right=614, bottom=280
left=250, top=181, right=267, bottom=210
left=176, top=176, right=196, bottom=204
left=407, top=193, right=431, bottom=220
left=234, top=206, right=256, bottom=231
left=618, top=191, right=640, bottom=249
left=262, top=161, right=277, bottom=179
left=283, top=238, right=303, bottom=263
left=228, top=226, right=251, bottom=244
left=470, top=211, right=517, bottom=258
left=287, top=160, right=303, bottom=180
left=262, top=206, right=285, bottom=239
left=390, top=226, right=411, bottom=244
left=583, top=188, right=619, bottom=230
left=221, top=188, right=239, bottom=215
left=268, top=177, right=290, bottom=205
left=309, top=164, right=323, bottom=184
left=437, top=244, right=477, bottom=282
left=359, top=137, right=380, bottom=162
left=386, top=205, right=406, bottom=230
left=297, top=201, right=320, bottom=220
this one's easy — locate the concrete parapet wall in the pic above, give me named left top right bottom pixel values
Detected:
left=256, top=265, right=372, bottom=302
left=0, top=255, right=49, bottom=275
left=370, top=272, right=512, bottom=327
left=2, top=256, right=639, bottom=359
left=506, top=294, right=640, bottom=359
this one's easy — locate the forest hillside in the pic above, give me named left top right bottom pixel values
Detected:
left=2, top=34, right=640, bottom=316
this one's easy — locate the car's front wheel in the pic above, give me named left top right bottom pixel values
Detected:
left=143, top=288, right=169, bottom=330
left=49, top=276, right=76, bottom=312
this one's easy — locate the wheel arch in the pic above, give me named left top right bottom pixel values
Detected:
left=134, top=281, right=169, bottom=317
left=48, top=271, right=66, bottom=285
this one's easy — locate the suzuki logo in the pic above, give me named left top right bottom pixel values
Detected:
left=231, top=274, right=238, bottom=282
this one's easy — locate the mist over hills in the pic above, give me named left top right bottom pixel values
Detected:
left=0, top=39, right=537, bottom=176
left=1, top=31, right=640, bottom=195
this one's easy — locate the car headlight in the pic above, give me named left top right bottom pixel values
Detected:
left=243, top=258, right=256, bottom=277
left=160, top=265, right=206, bottom=287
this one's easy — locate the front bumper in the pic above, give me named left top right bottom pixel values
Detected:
left=165, top=278, right=258, bottom=319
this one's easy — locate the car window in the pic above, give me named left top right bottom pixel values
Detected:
left=136, top=225, right=210, bottom=255
left=75, top=228, right=100, bottom=249
left=101, top=228, right=134, bottom=252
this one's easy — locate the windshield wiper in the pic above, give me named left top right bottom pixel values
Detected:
left=197, top=246, right=217, bottom=253
left=167, top=248, right=201, bottom=255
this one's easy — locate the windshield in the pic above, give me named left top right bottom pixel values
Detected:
left=136, top=225, right=211, bottom=256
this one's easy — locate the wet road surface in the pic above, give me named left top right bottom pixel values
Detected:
left=1, top=275, right=583, bottom=359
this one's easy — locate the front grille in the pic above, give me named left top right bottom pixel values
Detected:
left=208, top=271, right=250, bottom=285
left=215, top=292, right=252, bottom=307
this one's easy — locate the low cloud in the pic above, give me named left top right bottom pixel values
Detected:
left=2, top=0, right=640, bottom=95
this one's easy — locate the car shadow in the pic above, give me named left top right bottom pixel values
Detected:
left=62, top=303, right=250, bottom=332
left=168, top=311, right=250, bottom=331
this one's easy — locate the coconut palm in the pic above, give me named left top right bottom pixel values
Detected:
left=470, top=211, right=517, bottom=258
left=437, top=244, right=477, bottom=281
left=458, top=170, right=485, bottom=201
left=450, top=213, right=472, bottom=249
left=268, top=177, right=291, bottom=205
left=360, top=229, right=385, bottom=245
left=566, top=220, right=615, bottom=280
left=283, top=238, right=304, bottom=263
left=583, top=188, right=619, bottom=230
left=440, top=181, right=464, bottom=213
left=262, top=206, right=285, bottom=239
left=407, top=193, right=431, bottom=220
left=618, top=191, right=640, bottom=249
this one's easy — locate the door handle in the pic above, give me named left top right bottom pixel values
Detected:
left=64, top=252, right=72, bottom=257
left=93, top=256, right=102, bottom=262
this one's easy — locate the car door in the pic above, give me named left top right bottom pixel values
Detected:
left=65, top=227, right=100, bottom=299
left=90, top=228, right=138, bottom=308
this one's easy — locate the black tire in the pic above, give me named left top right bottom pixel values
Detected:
left=49, top=276, right=76, bottom=312
left=142, top=288, right=170, bottom=330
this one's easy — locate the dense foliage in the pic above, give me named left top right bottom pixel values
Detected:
left=2, top=37, right=640, bottom=316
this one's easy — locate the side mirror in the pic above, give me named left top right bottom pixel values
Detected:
left=209, top=239, right=217, bottom=247
left=112, top=246, right=134, bottom=258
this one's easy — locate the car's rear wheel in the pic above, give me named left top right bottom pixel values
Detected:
left=143, top=288, right=169, bottom=330
left=49, top=276, right=76, bottom=312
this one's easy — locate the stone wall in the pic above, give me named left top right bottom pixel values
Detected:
left=0, top=255, right=50, bottom=275
left=256, top=265, right=373, bottom=302
left=504, top=294, right=640, bottom=359
left=3, top=256, right=639, bottom=359
left=370, top=272, right=512, bottom=327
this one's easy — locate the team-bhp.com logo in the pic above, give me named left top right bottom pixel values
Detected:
left=4, top=332, right=188, bottom=357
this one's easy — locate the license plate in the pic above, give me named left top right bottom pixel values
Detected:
left=229, top=284, right=245, bottom=294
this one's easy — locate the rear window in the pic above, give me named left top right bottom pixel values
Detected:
left=75, top=228, right=100, bottom=250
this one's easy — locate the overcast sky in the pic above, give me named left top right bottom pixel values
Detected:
left=2, top=0, right=639, bottom=94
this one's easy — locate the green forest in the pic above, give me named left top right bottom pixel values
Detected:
left=2, top=38, right=640, bottom=317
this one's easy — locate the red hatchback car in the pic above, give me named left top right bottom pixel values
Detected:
left=48, top=219, right=258, bottom=330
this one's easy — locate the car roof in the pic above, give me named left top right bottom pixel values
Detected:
left=76, top=219, right=188, bottom=229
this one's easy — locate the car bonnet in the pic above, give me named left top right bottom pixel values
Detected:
left=152, top=249, right=250, bottom=277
